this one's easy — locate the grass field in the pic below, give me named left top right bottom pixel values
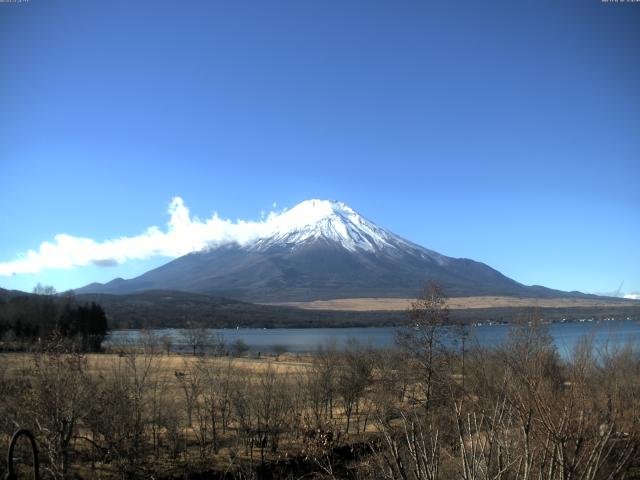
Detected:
left=0, top=351, right=313, bottom=378
left=269, top=295, right=638, bottom=311
left=0, top=350, right=380, bottom=478
left=3, top=331, right=639, bottom=479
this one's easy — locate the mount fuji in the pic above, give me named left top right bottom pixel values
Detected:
left=76, top=200, right=583, bottom=301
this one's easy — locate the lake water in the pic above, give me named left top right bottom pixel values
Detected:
left=107, top=319, right=640, bottom=358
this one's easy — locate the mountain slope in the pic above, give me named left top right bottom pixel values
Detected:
left=76, top=200, right=586, bottom=301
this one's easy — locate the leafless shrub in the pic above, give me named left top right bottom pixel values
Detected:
left=27, top=336, right=91, bottom=479
left=181, top=327, right=221, bottom=355
left=195, top=356, right=235, bottom=453
left=336, top=339, right=374, bottom=435
left=85, top=348, right=157, bottom=477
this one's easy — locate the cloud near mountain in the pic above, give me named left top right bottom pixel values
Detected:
left=0, top=197, right=279, bottom=276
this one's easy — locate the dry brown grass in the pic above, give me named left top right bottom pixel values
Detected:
left=0, top=351, right=313, bottom=379
left=0, top=351, right=332, bottom=478
left=267, top=295, right=635, bottom=311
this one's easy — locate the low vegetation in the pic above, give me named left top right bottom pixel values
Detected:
left=1, top=285, right=639, bottom=479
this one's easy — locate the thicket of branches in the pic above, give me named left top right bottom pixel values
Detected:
left=0, top=285, right=639, bottom=479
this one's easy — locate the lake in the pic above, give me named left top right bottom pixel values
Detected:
left=107, top=319, right=640, bottom=358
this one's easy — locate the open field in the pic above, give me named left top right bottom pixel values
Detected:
left=0, top=351, right=312, bottom=378
left=0, top=348, right=386, bottom=478
left=2, top=322, right=640, bottom=480
left=269, top=295, right=639, bottom=311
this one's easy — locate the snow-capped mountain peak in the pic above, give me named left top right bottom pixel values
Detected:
left=270, top=199, right=355, bottom=229
left=254, top=199, right=419, bottom=254
left=77, top=198, right=575, bottom=301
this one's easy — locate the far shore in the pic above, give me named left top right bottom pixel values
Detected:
left=266, top=295, right=639, bottom=312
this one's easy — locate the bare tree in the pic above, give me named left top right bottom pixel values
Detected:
left=231, top=338, right=250, bottom=357
left=315, top=341, right=339, bottom=421
left=180, top=327, right=213, bottom=355
left=148, top=362, right=172, bottom=459
left=86, top=347, right=157, bottom=477
left=28, top=336, right=90, bottom=479
left=33, top=283, right=57, bottom=296
left=374, top=408, right=441, bottom=480
left=336, top=339, right=373, bottom=434
left=175, top=359, right=201, bottom=429
left=397, top=282, right=449, bottom=411
left=272, top=344, right=288, bottom=360
left=253, top=365, right=292, bottom=460
left=159, top=334, right=173, bottom=355
left=196, top=356, right=235, bottom=453
left=230, top=368, right=257, bottom=459
left=139, top=329, right=160, bottom=354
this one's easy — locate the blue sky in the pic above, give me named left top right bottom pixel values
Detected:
left=0, top=0, right=638, bottom=296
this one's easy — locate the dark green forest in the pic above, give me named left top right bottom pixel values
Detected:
left=0, top=290, right=108, bottom=351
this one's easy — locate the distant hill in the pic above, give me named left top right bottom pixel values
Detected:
left=73, top=290, right=400, bottom=329
left=74, top=290, right=640, bottom=329
left=76, top=199, right=595, bottom=302
left=2, top=287, right=638, bottom=329
left=0, top=287, right=30, bottom=301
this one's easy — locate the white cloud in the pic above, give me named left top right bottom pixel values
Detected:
left=0, top=197, right=278, bottom=276
left=624, top=293, right=640, bottom=300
